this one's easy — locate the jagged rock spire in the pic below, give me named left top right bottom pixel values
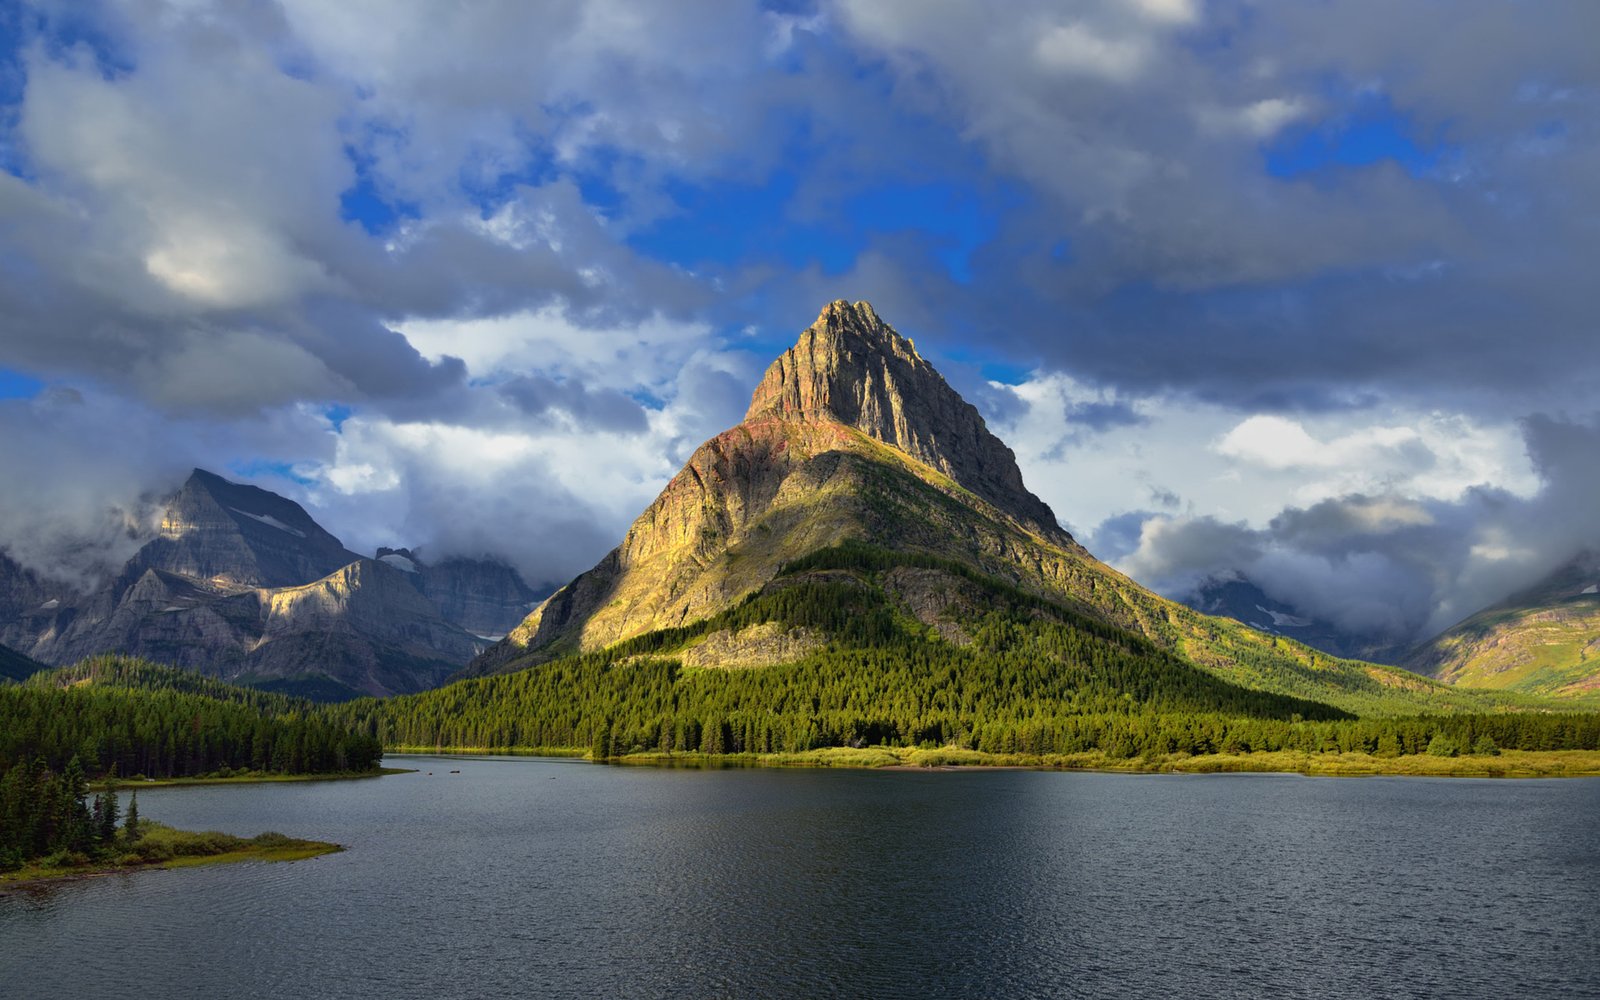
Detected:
left=746, top=300, right=1065, bottom=541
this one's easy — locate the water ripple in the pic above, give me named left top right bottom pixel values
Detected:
left=2, top=762, right=1596, bottom=999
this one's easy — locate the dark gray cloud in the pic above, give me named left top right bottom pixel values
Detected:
left=499, top=375, right=650, bottom=434
left=0, top=0, right=1595, bottom=601
left=1112, top=414, right=1600, bottom=643
left=818, top=0, right=1600, bottom=415
left=1065, top=399, right=1147, bottom=433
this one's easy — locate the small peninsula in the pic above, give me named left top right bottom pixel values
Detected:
left=1, top=821, right=339, bottom=893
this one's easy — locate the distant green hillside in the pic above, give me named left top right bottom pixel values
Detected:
left=28, top=656, right=313, bottom=715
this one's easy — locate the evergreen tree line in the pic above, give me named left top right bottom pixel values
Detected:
left=332, top=647, right=1600, bottom=760
left=0, top=755, right=137, bottom=870
left=25, top=655, right=311, bottom=714
left=0, top=679, right=383, bottom=781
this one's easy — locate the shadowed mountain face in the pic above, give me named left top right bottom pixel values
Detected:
left=0, top=471, right=536, bottom=698
left=1180, top=575, right=1410, bottom=666
left=376, top=547, right=547, bottom=638
left=0, top=641, right=44, bottom=682
left=1406, top=551, right=1600, bottom=698
left=467, top=301, right=1449, bottom=715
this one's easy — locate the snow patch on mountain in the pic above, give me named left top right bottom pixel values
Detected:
left=380, top=553, right=418, bottom=573
left=229, top=508, right=308, bottom=538
left=1256, top=605, right=1311, bottom=627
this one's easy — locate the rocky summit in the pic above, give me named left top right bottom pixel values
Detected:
left=131, top=469, right=363, bottom=589
left=743, top=300, right=1064, bottom=540
left=469, top=301, right=1438, bottom=712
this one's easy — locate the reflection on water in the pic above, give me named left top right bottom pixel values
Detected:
left=2, top=758, right=1597, bottom=999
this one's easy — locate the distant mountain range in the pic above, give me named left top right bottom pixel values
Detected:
left=0, top=469, right=546, bottom=699
left=1178, top=560, right=1600, bottom=700
left=1178, top=576, right=1410, bottom=665
left=6, top=303, right=1597, bottom=710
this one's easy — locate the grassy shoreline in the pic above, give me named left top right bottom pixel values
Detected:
left=392, top=745, right=1600, bottom=777
left=89, top=766, right=413, bottom=791
left=386, top=746, right=589, bottom=758
left=0, top=822, right=341, bottom=893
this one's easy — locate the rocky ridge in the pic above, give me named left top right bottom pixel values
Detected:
left=377, top=547, right=546, bottom=638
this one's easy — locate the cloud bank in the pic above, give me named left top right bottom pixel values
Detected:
left=0, top=1, right=1594, bottom=619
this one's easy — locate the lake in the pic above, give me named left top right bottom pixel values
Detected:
left=2, top=757, right=1597, bottom=999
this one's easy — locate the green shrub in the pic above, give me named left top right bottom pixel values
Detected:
left=134, top=841, right=174, bottom=862
left=1426, top=733, right=1459, bottom=758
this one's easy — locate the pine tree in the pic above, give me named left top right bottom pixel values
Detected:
left=124, top=792, right=140, bottom=843
left=96, top=788, right=120, bottom=845
left=60, top=755, right=92, bottom=853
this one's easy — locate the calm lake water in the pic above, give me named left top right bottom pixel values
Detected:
left=2, top=757, right=1597, bottom=999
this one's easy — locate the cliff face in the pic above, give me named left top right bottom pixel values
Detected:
left=470, top=301, right=1422, bottom=709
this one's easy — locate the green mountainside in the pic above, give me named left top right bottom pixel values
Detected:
left=1406, top=552, right=1600, bottom=700
left=25, top=656, right=313, bottom=714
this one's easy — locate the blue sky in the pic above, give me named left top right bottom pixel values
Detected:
left=0, top=0, right=1597, bottom=642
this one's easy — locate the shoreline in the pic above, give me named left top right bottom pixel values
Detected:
left=390, top=745, right=1600, bottom=777
left=91, top=766, right=413, bottom=791
left=0, top=834, right=341, bottom=894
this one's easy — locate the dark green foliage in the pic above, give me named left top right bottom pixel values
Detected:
left=27, top=656, right=312, bottom=713
left=93, top=786, right=119, bottom=843
left=124, top=792, right=139, bottom=842
left=0, top=659, right=382, bottom=868
left=247, top=674, right=365, bottom=703
left=0, top=643, right=45, bottom=684
left=0, top=682, right=382, bottom=783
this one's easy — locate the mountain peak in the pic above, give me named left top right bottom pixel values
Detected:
left=138, top=468, right=362, bottom=589
left=745, top=299, right=916, bottom=423
left=744, top=300, right=1065, bottom=541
